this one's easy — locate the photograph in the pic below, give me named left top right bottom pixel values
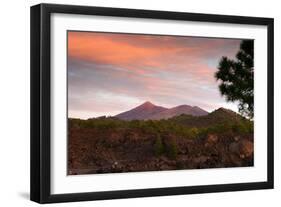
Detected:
left=67, top=31, right=254, bottom=175
left=29, top=3, right=274, bottom=203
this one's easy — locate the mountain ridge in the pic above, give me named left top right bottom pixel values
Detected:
left=115, top=101, right=209, bottom=121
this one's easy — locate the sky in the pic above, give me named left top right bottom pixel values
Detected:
left=68, top=31, right=242, bottom=119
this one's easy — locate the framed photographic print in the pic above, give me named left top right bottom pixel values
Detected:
left=30, top=3, right=274, bottom=203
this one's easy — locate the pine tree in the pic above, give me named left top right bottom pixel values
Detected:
left=215, top=40, right=254, bottom=118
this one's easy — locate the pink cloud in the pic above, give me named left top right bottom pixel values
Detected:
left=68, top=31, right=237, bottom=72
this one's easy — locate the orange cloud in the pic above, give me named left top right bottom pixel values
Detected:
left=70, top=32, right=171, bottom=65
left=67, top=32, right=199, bottom=70
left=68, top=31, right=229, bottom=89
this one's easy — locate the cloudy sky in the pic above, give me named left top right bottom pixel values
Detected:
left=68, top=31, right=241, bottom=119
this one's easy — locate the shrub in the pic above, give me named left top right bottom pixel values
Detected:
left=129, top=120, right=141, bottom=128
left=154, top=134, right=164, bottom=156
left=231, top=122, right=248, bottom=134
left=167, top=140, right=178, bottom=159
left=245, top=121, right=254, bottom=133
left=189, top=127, right=199, bottom=139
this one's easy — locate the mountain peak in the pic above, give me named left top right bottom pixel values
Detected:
left=141, top=101, right=154, bottom=106
left=137, top=101, right=156, bottom=109
left=210, top=107, right=241, bottom=120
left=174, top=104, right=192, bottom=109
left=215, top=107, right=235, bottom=114
left=115, top=101, right=167, bottom=121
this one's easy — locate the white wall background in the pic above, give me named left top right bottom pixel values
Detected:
left=0, top=0, right=279, bottom=206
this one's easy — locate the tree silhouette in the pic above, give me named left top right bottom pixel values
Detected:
left=215, top=40, right=254, bottom=118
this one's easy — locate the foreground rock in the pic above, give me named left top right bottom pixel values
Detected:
left=68, top=127, right=253, bottom=175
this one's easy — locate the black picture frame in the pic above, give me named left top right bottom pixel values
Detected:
left=30, top=3, right=274, bottom=204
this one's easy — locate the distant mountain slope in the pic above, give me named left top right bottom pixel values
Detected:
left=149, top=105, right=208, bottom=120
left=169, top=107, right=245, bottom=128
left=115, top=101, right=209, bottom=120
left=115, top=101, right=167, bottom=120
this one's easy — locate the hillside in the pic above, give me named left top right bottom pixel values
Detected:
left=169, top=107, right=246, bottom=128
left=68, top=107, right=253, bottom=175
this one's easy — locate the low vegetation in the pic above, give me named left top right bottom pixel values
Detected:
left=68, top=109, right=254, bottom=175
